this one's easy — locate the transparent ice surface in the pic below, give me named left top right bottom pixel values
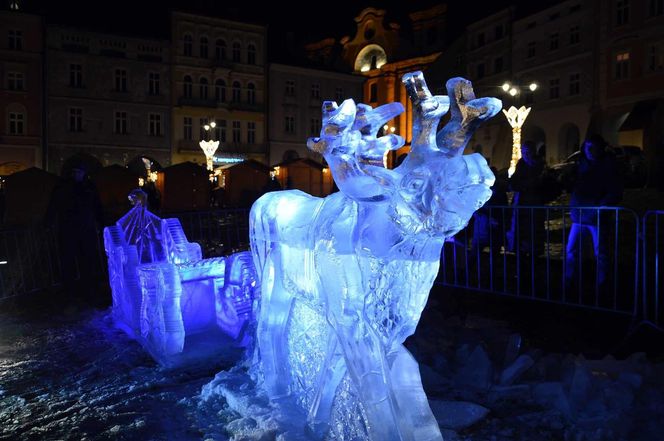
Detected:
left=103, top=189, right=258, bottom=364
left=249, top=72, right=501, bottom=440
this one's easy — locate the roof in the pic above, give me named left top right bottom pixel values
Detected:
left=272, top=158, right=326, bottom=170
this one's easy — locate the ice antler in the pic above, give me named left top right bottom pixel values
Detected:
left=307, top=99, right=404, bottom=202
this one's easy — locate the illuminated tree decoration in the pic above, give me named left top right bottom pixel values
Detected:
left=502, top=105, right=532, bottom=177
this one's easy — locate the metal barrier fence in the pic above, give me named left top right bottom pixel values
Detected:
left=437, top=205, right=640, bottom=318
left=642, top=210, right=664, bottom=330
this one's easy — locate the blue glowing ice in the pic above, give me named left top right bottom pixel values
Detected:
left=103, top=189, right=257, bottom=364
left=249, top=72, right=501, bottom=440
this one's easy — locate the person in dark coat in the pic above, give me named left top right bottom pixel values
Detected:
left=564, top=134, right=623, bottom=290
left=471, top=166, right=509, bottom=256
left=46, top=163, right=104, bottom=307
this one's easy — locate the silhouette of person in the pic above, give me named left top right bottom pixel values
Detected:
left=471, top=166, right=508, bottom=256
left=46, top=163, right=104, bottom=308
left=564, top=134, right=623, bottom=292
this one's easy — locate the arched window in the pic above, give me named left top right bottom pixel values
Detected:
left=246, top=82, right=255, bottom=104
left=200, top=36, right=208, bottom=58
left=232, top=42, right=241, bottom=62
left=215, top=39, right=226, bottom=60
left=183, top=34, right=192, bottom=56
left=247, top=43, right=256, bottom=65
left=183, top=75, right=192, bottom=98
left=199, top=77, right=208, bottom=100
left=215, top=79, right=226, bottom=102
left=232, top=81, right=241, bottom=102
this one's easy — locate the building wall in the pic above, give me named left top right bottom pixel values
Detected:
left=170, top=12, right=267, bottom=167
left=46, top=26, right=171, bottom=174
left=0, top=10, right=42, bottom=174
left=268, top=63, right=364, bottom=165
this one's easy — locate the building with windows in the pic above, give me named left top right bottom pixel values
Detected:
left=46, top=26, right=171, bottom=174
left=170, top=11, right=267, bottom=167
left=268, top=63, right=363, bottom=165
left=0, top=9, right=43, bottom=175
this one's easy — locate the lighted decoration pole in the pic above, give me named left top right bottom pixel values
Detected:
left=199, top=121, right=219, bottom=179
left=503, top=105, right=531, bottom=177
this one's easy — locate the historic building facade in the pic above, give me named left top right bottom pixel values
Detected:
left=170, top=12, right=267, bottom=166
left=0, top=9, right=42, bottom=175
left=46, top=26, right=171, bottom=174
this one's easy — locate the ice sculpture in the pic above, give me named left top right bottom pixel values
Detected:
left=103, top=189, right=258, bottom=365
left=249, top=72, right=501, bottom=440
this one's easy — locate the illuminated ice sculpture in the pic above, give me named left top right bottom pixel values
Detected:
left=249, top=72, right=501, bottom=440
left=103, top=189, right=258, bottom=365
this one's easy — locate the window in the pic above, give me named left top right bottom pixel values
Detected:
left=284, top=116, right=295, bottom=134
left=199, top=117, right=209, bottom=139
left=650, top=0, right=664, bottom=16
left=148, top=72, right=160, bottom=95
left=549, top=78, right=560, bottom=99
left=569, top=73, right=580, bottom=95
left=200, top=37, right=208, bottom=58
left=70, top=64, right=83, bottom=88
left=199, top=77, right=209, bottom=100
left=247, top=121, right=256, bottom=144
left=183, top=75, right=192, bottom=98
left=285, top=80, right=295, bottom=96
left=115, top=69, right=127, bottom=92
left=369, top=83, right=377, bottom=102
left=550, top=33, right=559, bottom=51
left=183, top=116, right=192, bottom=140
left=247, top=82, right=255, bottom=104
left=149, top=113, right=161, bottom=136
left=494, top=24, right=503, bottom=40
left=615, top=51, right=630, bottom=79
left=493, top=57, right=503, bottom=73
left=216, top=120, right=226, bottom=143
left=232, top=120, right=241, bottom=143
left=476, top=63, right=485, bottom=79
left=183, top=34, right=192, bottom=56
left=8, top=72, right=24, bottom=90
left=335, top=87, right=344, bottom=102
left=69, top=107, right=83, bottom=132
left=527, top=42, right=536, bottom=58
left=311, top=83, right=320, bottom=99
left=309, top=118, right=320, bottom=136
left=8, top=30, right=22, bottom=50
left=232, top=42, right=241, bottom=62
left=215, top=39, right=226, bottom=60
left=569, top=26, right=580, bottom=45
left=247, top=44, right=256, bottom=65
left=215, top=79, right=226, bottom=102
left=115, top=111, right=127, bottom=134
left=8, top=112, right=24, bottom=135
left=648, top=43, right=664, bottom=71
left=616, top=0, right=630, bottom=26
left=232, top=81, right=241, bottom=102
left=476, top=32, right=485, bottom=47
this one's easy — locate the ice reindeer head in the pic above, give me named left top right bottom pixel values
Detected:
left=249, top=72, right=501, bottom=440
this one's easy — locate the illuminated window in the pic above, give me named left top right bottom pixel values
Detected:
left=549, top=78, right=560, bottom=99
left=232, top=42, right=241, bottom=62
left=616, top=0, right=629, bottom=26
left=569, top=26, right=580, bottom=45
left=215, top=79, right=226, bottom=102
left=8, top=112, right=24, bottom=135
left=569, top=73, right=580, bottom=95
left=285, top=80, right=295, bottom=96
left=615, top=51, right=630, bottom=79
left=247, top=82, right=255, bottom=104
left=215, top=39, right=226, bottom=60
left=247, top=44, right=256, bottom=65
left=69, top=108, right=82, bottom=132
left=70, top=64, right=83, bottom=88
left=200, top=36, right=208, bottom=58
left=284, top=116, right=295, bottom=134
left=232, top=81, right=241, bottom=102
left=149, top=113, right=161, bottom=136
left=183, top=34, right=192, bottom=56
left=115, top=69, right=127, bottom=92
left=7, top=72, right=24, bottom=90
left=247, top=121, right=256, bottom=144
left=232, top=120, right=241, bottom=143
left=183, top=116, right=192, bottom=140
left=199, top=77, right=209, bottom=99
left=148, top=72, right=160, bottom=95
left=183, top=75, right=192, bottom=98
left=8, top=30, right=22, bottom=50
left=115, top=111, right=127, bottom=134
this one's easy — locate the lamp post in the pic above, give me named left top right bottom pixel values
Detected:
left=199, top=121, right=219, bottom=175
left=500, top=81, right=537, bottom=177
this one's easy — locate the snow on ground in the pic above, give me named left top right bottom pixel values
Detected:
left=1, top=299, right=664, bottom=441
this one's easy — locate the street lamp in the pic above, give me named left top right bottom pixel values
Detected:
left=199, top=120, right=219, bottom=174
left=500, top=82, right=537, bottom=177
